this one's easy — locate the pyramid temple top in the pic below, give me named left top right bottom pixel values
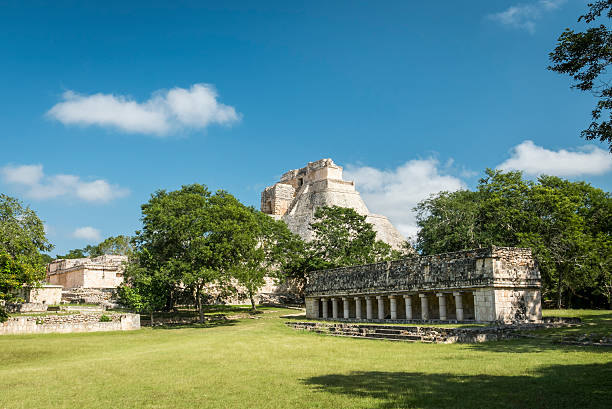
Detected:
left=261, top=158, right=406, bottom=249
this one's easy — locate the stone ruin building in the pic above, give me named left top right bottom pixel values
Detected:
left=47, top=255, right=127, bottom=288
left=261, top=158, right=405, bottom=249
left=46, top=255, right=127, bottom=305
left=304, top=246, right=542, bottom=323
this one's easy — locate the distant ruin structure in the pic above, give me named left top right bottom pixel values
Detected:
left=261, top=158, right=405, bottom=249
left=304, top=247, right=542, bottom=323
left=46, top=255, right=127, bottom=289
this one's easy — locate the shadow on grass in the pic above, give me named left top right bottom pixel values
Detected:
left=465, top=338, right=612, bottom=354
left=144, top=318, right=238, bottom=330
left=303, top=363, right=612, bottom=409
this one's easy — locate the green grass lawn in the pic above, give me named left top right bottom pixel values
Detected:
left=1, top=309, right=611, bottom=409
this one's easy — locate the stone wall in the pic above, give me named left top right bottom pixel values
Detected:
left=0, top=313, right=140, bottom=335
left=61, top=288, right=118, bottom=306
left=306, top=247, right=539, bottom=296
left=20, top=285, right=63, bottom=305
left=5, top=303, right=48, bottom=313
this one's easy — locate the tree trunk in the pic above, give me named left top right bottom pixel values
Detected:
left=557, top=267, right=563, bottom=309
left=150, top=310, right=154, bottom=326
left=197, top=286, right=204, bottom=324
left=250, top=292, right=257, bottom=312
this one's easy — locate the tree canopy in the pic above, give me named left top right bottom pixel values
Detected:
left=283, top=206, right=405, bottom=295
left=415, top=170, right=612, bottom=308
left=310, top=205, right=399, bottom=267
left=0, top=194, right=52, bottom=321
left=56, top=235, right=132, bottom=259
left=230, top=209, right=302, bottom=310
left=125, top=184, right=261, bottom=322
left=549, top=0, right=612, bottom=151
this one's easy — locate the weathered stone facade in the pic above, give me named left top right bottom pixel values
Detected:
left=0, top=313, right=140, bottom=335
left=5, top=285, right=64, bottom=312
left=18, top=285, right=63, bottom=305
left=47, top=255, right=127, bottom=289
left=304, top=246, right=542, bottom=323
left=261, top=158, right=406, bottom=249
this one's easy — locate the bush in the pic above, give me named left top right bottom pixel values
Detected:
left=0, top=307, right=8, bottom=323
left=99, top=314, right=112, bottom=322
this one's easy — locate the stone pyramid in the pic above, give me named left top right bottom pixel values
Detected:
left=261, top=158, right=405, bottom=249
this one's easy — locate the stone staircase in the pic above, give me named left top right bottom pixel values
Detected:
left=288, top=322, right=442, bottom=343
left=284, top=320, right=559, bottom=344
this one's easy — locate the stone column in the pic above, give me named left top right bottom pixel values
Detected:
left=365, top=296, right=373, bottom=320
left=419, top=293, right=429, bottom=320
left=342, top=297, right=350, bottom=319
left=376, top=296, right=385, bottom=320
left=312, top=298, right=320, bottom=319
left=437, top=293, right=447, bottom=321
left=321, top=298, right=328, bottom=319
left=403, top=295, right=413, bottom=320
left=454, top=292, right=464, bottom=321
left=389, top=295, right=397, bottom=320
left=354, top=297, right=362, bottom=319
left=331, top=298, right=339, bottom=319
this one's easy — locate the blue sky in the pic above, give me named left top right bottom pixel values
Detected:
left=1, top=0, right=610, bottom=255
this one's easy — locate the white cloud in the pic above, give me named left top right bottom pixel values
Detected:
left=1, top=164, right=44, bottom=185
left=487, top=0, right=565, bottom=33
left=498, top=140, right=612, bottom=176
left=47, top=83, right=240, bottom=136
left=73, top=226, right=101, bottom=241
left=345, top=159, right=466, bottom=240
left=1, top=164, right=129, bottom=203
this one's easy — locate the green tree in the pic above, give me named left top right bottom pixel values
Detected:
left=88, top=235, right=133, bottom=258
left=118, top=253, right=168, bottom=324
left=280, top=206, right=404, bottom=298
left=415, top=170, right=612, bottom=308
left=309, top=206, right=397, bottom=268
left=55, top=248, right=88, bottom=259
left=591, top=233, right=612, bottom=308
left=231, top=210, right=302, bottom=310
left=0, top=194, right=52, bottom=321
left=415, top=190, right=482, bottom=255
left=549, top=0, right=612, bottom=151
left=415, top=170, right=534, bottom=254
left=132, top=185, right=258, bottom=323
left=57, top=235, right=133, bottom=259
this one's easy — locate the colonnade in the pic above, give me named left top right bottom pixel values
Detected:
left=312, top=291, right=469, bottom=322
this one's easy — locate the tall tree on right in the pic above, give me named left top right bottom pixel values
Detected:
left=549, top=0, right=612, bottom=151
left=415, top=170, right=612, bottom=309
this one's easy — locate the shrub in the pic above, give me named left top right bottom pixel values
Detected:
left=99, top=314, right=112, bottom=322
left=0, top=307, right=8, bottom=323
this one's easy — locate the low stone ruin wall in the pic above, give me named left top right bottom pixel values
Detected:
left=5, top=302, right=48, bottom=313
left=286, top=319, right=579, bottom=344
left=0, top=313, right=140, bottom=335
left=61, top=288, right=119, bottom=307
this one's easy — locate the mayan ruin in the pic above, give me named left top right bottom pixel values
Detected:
left=2, top=2, right=611, bottom=407
left=46, top=255, right=127, bottom=289
left=261, top=158, right=406, bottom=249
left=304, top=246, right=542, bottom=323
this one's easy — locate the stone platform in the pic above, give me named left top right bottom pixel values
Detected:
left=286, top=319, right=578, bottom=344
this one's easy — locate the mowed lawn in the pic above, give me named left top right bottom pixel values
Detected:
left=1, top=309, right=611, bottom=409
